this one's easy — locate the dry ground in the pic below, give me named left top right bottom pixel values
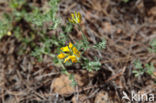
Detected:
left=0, top=0, right=156, bottom=103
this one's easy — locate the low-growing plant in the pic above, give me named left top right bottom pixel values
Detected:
left=83, top=58, right=101, bottom=72
left=133, top=60, right=156, bottom=83
left=56, top=11, right=107, bottom=86
left=149, top=38, right=156, bottom=53
left=0, top=0, right=106, bottom=86
left=0, top=13, right=13, bottom=39
left=0, top=0, right=37, bottom=54
left=133, top=60, right=145, bottom=77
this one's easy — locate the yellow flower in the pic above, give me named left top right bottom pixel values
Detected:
left=68, top=12, right=81, bottom=24
left=64, top=55, right=77, bottom=63
left=57, top=53, right=67, bottom=59
left=73, top=47, right=80, bottom=57
left=60, top=46, right=70, bottom=52
left=7, top=31, right=11, bottom=36
left=57, top=42, right=80, bottom=63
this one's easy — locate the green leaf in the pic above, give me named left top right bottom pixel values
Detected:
left=93, top=39, right=106, bottom=50
left=134, top=60, right=143, bottom=69
left=145, top=63, right=155, bottom=75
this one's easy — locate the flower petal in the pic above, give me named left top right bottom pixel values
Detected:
left=69, top=42, right=73, bottom=49
left=70, top=56, right=77, bottom=63
left=77, top=13, right=81, bottom=23
left=64, top=55, right=78, bottom=63
left=64, top=56, right=70, bottom=63
left=68, top=18, right=73, bottom=23
left=71, top=13, right=75, bottom=20
left=57, top=53, right=66, bottom=59
left=78, top=12, right=81, bottom=18
left=73, top=47, right=80, bottom=57
left=75, top=11, right=77, bottom=17
left=61, top=46, right=70, bottom=52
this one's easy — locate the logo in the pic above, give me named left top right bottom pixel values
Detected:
left=122, top=91, right=155, bottom=102
left=122, top=91, right=130, bottom=101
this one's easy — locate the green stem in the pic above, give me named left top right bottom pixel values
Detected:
left=58, top=60, right=70, bottom=75
left=43, top=51, right=70, bottom=76
left=77, top=24, right=88, bottom=43
left=42, top=51, right=69, bottom=76
left=42, top=51, right=55, bottom=58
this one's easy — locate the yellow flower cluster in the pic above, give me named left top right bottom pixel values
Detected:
left=57, top=12, right=82, bottom=63
left=57, top=42, right=80, bottom=63
left=68, top=12, right=81, bottom=24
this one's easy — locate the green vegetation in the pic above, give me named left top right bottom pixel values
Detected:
left=149, top=38, right=156, bottom=53
left=0, top=0, right=106, bottom=86
left=133, top=60, right=156, bottom=83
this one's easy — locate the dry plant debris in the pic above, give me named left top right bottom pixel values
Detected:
left=0, top=0, right=156, bottom=103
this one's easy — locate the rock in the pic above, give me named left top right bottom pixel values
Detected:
left=51, top=74, right=84, bottom=95
left=94, top=91, right=117, bottom=103
left=51, top=75, right=75, bottom=95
